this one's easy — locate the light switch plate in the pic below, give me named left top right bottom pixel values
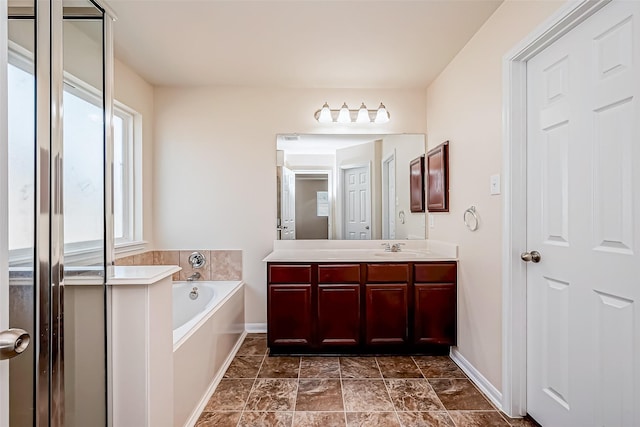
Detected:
left=490, top=174, right=501, bottom=195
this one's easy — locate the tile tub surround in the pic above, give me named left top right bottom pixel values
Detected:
left=194, top=334, right=541, bottom=427
left=115, top=250, right=242, bottom=281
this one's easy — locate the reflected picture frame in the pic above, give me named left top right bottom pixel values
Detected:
left=409, top=155, right=425, bottom=213
left=426, top=141, right=449, bottom=212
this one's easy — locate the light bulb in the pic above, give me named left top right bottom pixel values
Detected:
left=374, top=102, right=390, bottom=124
left=317, top=102, right=333, bottom=123
left=337, top=102, right=351, bottom=123
left=356, top=102, right=370, bottom=123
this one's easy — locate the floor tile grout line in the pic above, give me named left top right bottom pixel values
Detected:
left=338, top=357, right=348, bottom=426
left=413, top=356, right=459, bottom=426
left=290, top=356, right=301, bottom=427
left=236, top=348, right=267, bottom=427
left=375, top=356, right=403, bottom=427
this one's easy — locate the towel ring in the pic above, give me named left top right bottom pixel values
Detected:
left=464, top=206, right=479, bottom=231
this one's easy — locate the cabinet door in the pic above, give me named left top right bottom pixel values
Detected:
left=365, top=284, right=408, bottom=345
left=414, top=283, right=456, bottom=345
left=268, top=284, right=312, bottom=346
left=317, top=284, right=360, bottom=346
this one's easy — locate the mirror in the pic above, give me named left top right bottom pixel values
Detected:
left=277, top=134, right=426, bottom=240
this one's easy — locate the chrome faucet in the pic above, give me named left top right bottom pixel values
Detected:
left=381, top=242, right=391, bottom=252
left=187, top=272, right=201, bottom=282
left=390, top=243, right=405, bottom=252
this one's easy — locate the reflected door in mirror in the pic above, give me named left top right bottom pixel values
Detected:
left=343, top=166, right=371, bottom=239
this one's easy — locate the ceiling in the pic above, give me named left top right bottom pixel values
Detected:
left=109, top=0, right=503, bottom=88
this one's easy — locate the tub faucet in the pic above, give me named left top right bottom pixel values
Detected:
left=187, top=272, right=201, bottom=282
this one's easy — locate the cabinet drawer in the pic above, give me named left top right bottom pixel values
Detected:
left=414, top=263, right=456, bottom=283
left=366, top=264, right=409, bottom=282
left=268, top=264, right=312, bottom=283
left=318, top=264, right=360, bottom=283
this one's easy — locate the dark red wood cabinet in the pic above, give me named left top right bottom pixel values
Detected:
left=365, top=263, right=409, bottom=345
left=267, top=264, right=313, bottom=346
left=365, top=284, right=408, bottom=345
left=316, top=263, right=362, bottom=346
left=413, top=263, right=456, bottom=345
left=267, top=261, right=456, bottom=354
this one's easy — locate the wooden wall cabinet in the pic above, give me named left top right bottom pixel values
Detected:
left=267, top=261, right=457, bottom=354
left=426, top=141, right=449, bottom=212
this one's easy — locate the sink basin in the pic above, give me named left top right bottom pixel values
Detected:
left=374, top=251, right=430, bottom=258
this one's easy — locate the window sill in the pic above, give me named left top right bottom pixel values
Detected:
left=115, top=240, right=149, bottom=258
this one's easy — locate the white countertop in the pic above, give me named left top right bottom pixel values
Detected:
left=263, top=240, right=457, bottom=262
left=106, top=265, right=181, bottom=285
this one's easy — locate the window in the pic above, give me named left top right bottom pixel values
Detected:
left=7, top=47, right=143, bottom=266
left=113, top=105, right=138, bottom=246
left=7, top=55, right=35, bottom=263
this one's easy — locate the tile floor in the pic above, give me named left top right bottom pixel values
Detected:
left=196, top=334, right=540, bottom=427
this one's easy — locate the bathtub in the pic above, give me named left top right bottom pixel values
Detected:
left=172, top=281, right=245, bottom=427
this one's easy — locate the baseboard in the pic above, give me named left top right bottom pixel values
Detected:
left=245, top=323, right=267, bottom=333
left=183, top=330, right=247, bottom=427
left=450, top=347, right=503, bottom=411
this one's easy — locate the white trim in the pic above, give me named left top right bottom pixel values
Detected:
left=245, top=323, right=267, bottom=333
left=183, top=331, right=247, bottom=427
left=501, top=0, right=611, bottom=417
left=381, top=151, right=396, bottom=240
left=0, top=0, right=10, bottom=423
left=450, top=348, right=502, bottom=410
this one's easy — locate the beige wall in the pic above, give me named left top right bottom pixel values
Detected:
left=153, top=88, right=427, bottom=324
left=426, top=0, right=564, bottom=391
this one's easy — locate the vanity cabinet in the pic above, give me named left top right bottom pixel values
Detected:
left=413, top=263, right=457, bottom=345
left=365, top=264, right=410, bottom=345
left=267, top=261, right=456, bottom=354
left=267, top=265, right=313, bottom=346
left=317, top=264, right=361, bottom=346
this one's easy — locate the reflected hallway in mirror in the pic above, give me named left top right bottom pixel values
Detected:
left=276, top=134, right=426, bottom=240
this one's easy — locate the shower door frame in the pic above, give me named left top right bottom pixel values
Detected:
left=2, top=0, right=116, bottom=425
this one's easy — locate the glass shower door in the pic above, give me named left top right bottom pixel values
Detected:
left=2, top=0, right=113, bottom=425
left=2, top=3, right=37, bottom=426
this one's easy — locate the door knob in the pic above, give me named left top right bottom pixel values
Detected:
left=365, top=226, right=370, bottom=230
left=521, top=251, right=541, bottom=263
left=0, top=328, right=30, bottom=360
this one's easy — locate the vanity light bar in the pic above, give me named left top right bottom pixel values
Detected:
left=314, top=102, right=390, bottom=124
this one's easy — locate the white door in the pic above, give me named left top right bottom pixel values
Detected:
left=526, top=1, right=640, bottom=426
left=280, top=166, right=296, bottom=239
left=343, top=166, right=371, bottom=240
left=382, top=154, right=396, bottom=239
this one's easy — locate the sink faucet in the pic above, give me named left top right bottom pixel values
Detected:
left=187, top=272, right=201, bottom=282
left=390, top=243, right=405, bottom=252
left=381, top=242, right=391, bottom=252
